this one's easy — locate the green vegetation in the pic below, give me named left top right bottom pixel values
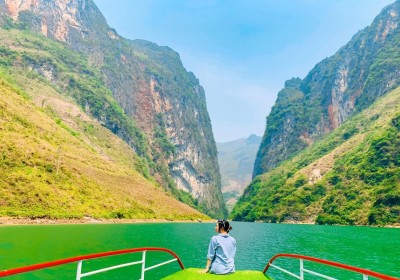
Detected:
left=320, top=114, right=400, bottom=225
left=0, top=24, right=218, bottom=217
left=0, top=52, right=207, bottom=221
left=127, top=40, right=227, bottom=217
left=253, top=78, right=323, bottom=176
left=0, top=28, right=150, bottom=169
left=162, top=268, right=271, bottom=280
left=245, top=4, right=400, bottom=225
left=254, top=3, right=400, bottom=177
left=231, top=87, right=400, bottom=225
left=154, top=113, right=176, bottom=158
left=0, top=0, right=227, bottom=217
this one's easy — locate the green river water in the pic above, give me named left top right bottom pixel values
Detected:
left=0, top=222, right=399, bottom=279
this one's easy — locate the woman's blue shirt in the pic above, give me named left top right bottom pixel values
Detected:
left=207, top=233, right=236, bottom=274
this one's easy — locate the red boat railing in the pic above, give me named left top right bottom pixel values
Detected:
left=0, top=247, right=184, bottom=279
left=263, top=253, right=399, bottom=280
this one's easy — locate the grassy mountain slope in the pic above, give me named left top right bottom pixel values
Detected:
left=0, top=7, right=226, bottom=217
left=0, top=27, right=209, bottom=219
left=231, top=86, right=400, bottom=225
left=253, top=1, right=400, bottom=177
left=0, top=65, right=207, bottom=220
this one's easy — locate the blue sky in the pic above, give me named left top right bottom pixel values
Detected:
left=93, top=0, right=394, bottom=142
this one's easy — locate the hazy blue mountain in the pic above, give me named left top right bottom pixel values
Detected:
left=217, top=134, right=261, bottom=212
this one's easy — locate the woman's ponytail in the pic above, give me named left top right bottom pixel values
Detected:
left=217, top=219, right=232, bottom=233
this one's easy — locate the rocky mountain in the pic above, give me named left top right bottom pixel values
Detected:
left=217, top=135, right=261, bottom=212
left=231, top=87, right=400, bottom=225
left=0, top=0, right=226, bottom=217
left=254, top=1, right=400, bottom=177
left=0, top=61, right=207, bottom=220
left=233, top=1, right=400, bottom=225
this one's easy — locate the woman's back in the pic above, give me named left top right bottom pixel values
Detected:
left=206, top=220, right=236, bottom=275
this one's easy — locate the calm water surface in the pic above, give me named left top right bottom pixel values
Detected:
left=0, top=223, right=399, bottom=279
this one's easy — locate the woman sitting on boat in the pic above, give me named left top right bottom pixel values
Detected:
left=204, top=219, right=236, bottom=274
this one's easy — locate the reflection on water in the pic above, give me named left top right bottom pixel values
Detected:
left=0, top=223, right=399, bottom=279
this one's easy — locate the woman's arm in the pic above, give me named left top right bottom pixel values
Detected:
left=204, top=258, right=212, bottom=273
left=205, top=236, right=217, bottom=273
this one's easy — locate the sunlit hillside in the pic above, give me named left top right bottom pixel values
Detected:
left=0, top=69, right=207, bottom=220
left=231, top=86, right=400, bottom=225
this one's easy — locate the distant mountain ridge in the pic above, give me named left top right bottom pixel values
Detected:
left=0, top=0, right=226, bottom=217
left=233, top=1, right=400, bottom=225
left=217, top=134, right=261, bottom=212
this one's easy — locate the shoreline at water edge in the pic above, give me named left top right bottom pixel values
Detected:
left=0, top=217, right=399, bottom=228
left=0, top=217, right=214, bottom=226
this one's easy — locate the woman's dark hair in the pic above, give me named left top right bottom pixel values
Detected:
left=217, top=219, right=232, bottom=233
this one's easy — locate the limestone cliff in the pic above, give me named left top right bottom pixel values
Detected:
left=0, top=0, right=226, bottom=217
left=233, top=1, right=400, bottom=225
left=254, top=1, right=400, bottom=177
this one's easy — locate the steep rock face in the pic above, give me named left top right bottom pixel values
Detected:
left=122, top=42, right=224, bottom=214
left=0, top=0, right=86, bottom=42
left=254, top=1, right=400, bottom=177
left=0, top=0, right=226, bottom=217
left=0, top=67, right=208, bottom=220
left=231, top=86, right=400, bottom=225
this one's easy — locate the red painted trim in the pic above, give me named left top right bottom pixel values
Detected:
left=0, top=247, right=184, bottom=278
left=263, top=253, right=398, bottom=280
